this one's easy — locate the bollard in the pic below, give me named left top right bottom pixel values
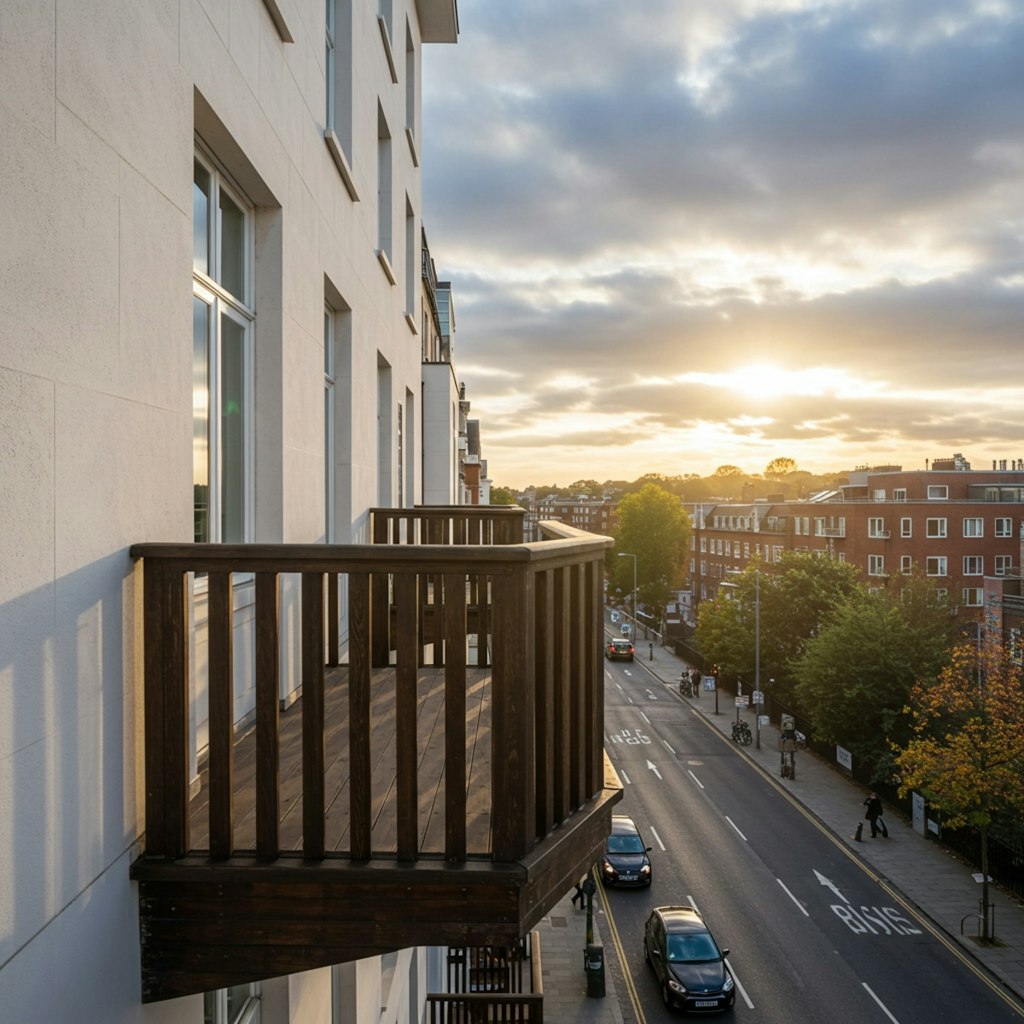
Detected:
left=649, top=643, right=654, bottom=661
left=854, top=823, right=863, bottom=842
left=584, top=944, right=606, bottom=998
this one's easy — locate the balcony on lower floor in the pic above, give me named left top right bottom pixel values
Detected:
left=129, top=508, right=621, bottom=1002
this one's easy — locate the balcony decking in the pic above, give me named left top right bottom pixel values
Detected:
left=130, top=510, right=622, bottom=1001
left=186, top=663, right=496, bottom=857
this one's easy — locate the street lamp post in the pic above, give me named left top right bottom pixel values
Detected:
left=618, top=552, right=637, bottom=640
left=754, top=570, right=761, bottom=750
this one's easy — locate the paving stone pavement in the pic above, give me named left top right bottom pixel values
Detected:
left=529, top=635, right=1024, bottom=1022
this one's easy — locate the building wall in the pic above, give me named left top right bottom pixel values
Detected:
left=0, top=1, right=456, bottom=1021
left=691, top=469, right=1024, bottom=615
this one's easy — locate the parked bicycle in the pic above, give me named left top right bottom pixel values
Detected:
left=731, top=720, right=752, bottom=746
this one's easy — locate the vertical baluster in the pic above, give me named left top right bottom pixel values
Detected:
left=569, top=563, right=584, bottom=809
left=255, top=572, right=280, bottom=859
left=395, top=572, right=419, bottom=860
left=533, top=568, right=554, bottom=839
left=551, top=567, right=570, bottom=824
left=349, top=571, right=372, bottom=860
left=208, top=571, right=234, bottom=858
left=491, top=565, right=534, bottom=862
left=302, top=572, right=325, bottom=859
left=143, top=560, right=188, bottom=858
left=443, top=572, right=467, bottom=861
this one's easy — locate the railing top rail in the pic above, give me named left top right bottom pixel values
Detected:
left=376, top=505, right=527, bottom=518
left=129, top=530, right=611, bottom=574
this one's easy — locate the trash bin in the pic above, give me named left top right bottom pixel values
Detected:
left=584, top=943, right=605, bottom=998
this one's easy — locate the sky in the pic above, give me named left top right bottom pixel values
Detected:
left=421, top=0, right=1024, bottom=490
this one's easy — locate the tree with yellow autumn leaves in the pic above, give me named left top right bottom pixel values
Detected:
left=893, top=638, right=1024, bottom=942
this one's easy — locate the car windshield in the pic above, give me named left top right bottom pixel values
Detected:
left=607, top=834, right=644, bottom=854
left=666, top=932, right=719, bottom=963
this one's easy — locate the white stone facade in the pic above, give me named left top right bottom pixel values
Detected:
left=0, top=1, right=458, bottom=1021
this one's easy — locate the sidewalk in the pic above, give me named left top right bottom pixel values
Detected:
left=530, top=635, right=1024, bottom=1021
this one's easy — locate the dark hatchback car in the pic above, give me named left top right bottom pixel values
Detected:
left=601, top=815, right=652, bottom=887
left=644, top=905, right=735, bottom=1013
left=606, top=638, right=635, bottom=661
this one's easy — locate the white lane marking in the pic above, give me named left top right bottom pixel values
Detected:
left=725, top=816, right=747, bottom=841
left=862, top=983, right=901, bottom=1023
left=725, top=958, right=755, bottom=1010
left=647, top=759, right=663, bottom=780
left=640, top=712, right=651, bottom=725
left=646, top=689, right=658, bottom=701
left=649, top=826, right=666, bottom=851
left=687, top=769, right=704, bottom=789
left=620, top=771, right=631, bottom=785
left=663, top=739, right=676, bottom=754
left=777, top=879, right=810, bottom=916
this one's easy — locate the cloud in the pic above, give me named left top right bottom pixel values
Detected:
left=422, top=0, right=1024, bottom=486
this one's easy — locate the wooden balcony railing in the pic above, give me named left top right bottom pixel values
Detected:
left=129, top=509, right=621, bottom=1001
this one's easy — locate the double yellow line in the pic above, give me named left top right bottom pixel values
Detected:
left=595, top=875, right=648, bottom=1024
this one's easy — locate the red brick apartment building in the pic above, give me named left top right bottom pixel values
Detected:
left=690, top=456, right=1024, bottom=626
left=526, top=494, right=619, bottom=540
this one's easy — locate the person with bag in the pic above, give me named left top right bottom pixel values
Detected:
left=863, top=792, right=887, bottom=838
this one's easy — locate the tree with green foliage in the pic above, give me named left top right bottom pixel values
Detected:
left=893, top=638, right=1024, bottom=941
left=793, top=577, right=954, bottom=782
left=489, top=486, right=520, bottom=506
left=611, top=483, right=690, bottom=626
left=694, top=553, right=861, bottom=703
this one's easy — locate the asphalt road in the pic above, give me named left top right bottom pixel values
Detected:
left=600, top=653, right=1024, bottom=1023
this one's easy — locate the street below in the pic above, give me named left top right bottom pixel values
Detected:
left=599, top=651, right=1024, bottom=1023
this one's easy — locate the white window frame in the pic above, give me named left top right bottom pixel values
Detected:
left=893, top=488, right=907, bottom=502
left=995, top=517, right=1012, bottom=538
left=926, top=517, right=947, bottom=539
left=961, top=588, right=983, bottom=607
left=900, top=555, right=912, bottom=574
left=927, top=484, right=948, bottom=500
left=995, top=554, right=1014, bottom=576
left=926, top=556, right=947, bottom=577
left=900, top=517, right=912, bottom=538
left=963, top=517, right=984, bottom=538
left=963, top=555, right=983, bottom=576
left=206, top=983, right=261, bottom=1024
left=868, top=554, right=885, bottom=576
left=868, top=517, right=886, bottom=539
left=193, top=146, right=255, bottom=546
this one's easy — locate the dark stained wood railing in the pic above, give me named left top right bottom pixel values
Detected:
left=131, top=510, right=612, bottom=868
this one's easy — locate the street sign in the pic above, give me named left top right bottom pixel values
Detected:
left=752, top=690, right=764, bottom=704
left=758, top=714, right=769, bottom=726
left=702, top=676, right=716, bottom=691
left=735, top=695, right=749, bottom=707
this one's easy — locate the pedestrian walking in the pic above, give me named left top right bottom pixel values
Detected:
left=571, top=878, right=586, bottom=908
left=863, top=792, right=886, bottom=838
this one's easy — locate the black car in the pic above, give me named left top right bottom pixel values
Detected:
left=601, top=815, right=652, bottom=887
left=644, top=905, right=735, bottom=1013
left=606, top=638, right=635, bottom=661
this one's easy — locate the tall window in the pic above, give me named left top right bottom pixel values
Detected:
left=995, top=517, right=1013, bottom=537
left=868, top=554, right=885, bottom=576
left=193, top=149, right=254, bottom=544
left=962, top=588, right=983, bottom=607
left=926, top=556, right=947, bottom=577
left=377, top=108, right=393, bottom=275
left=900, top=555, right=913, bottom=574
left=995, top=554, right=1014, bottom=575
left=900, top=517, right=912, bottom=538
left=324, top=306, right=336, bottom=542
left=325, top=0, right=356, bottom=196
left=926, top=518, right=947, bottom=539
left=868, top=517, right=886, bottom=538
